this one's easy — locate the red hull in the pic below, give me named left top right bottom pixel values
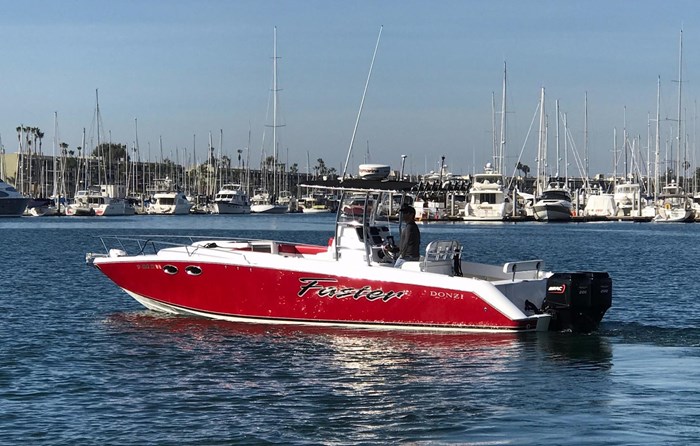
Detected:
left=96, top=260, right=538, bottom=331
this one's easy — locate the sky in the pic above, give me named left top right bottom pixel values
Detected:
left=1, top=0, right=699, bottom=178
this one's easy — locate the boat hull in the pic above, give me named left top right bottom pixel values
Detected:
left=94, top=202, right=135, bottom=216
left=65, top=205, right=95, bottom=216
left=148, top=204, right=191, bottom=215
left=0, top=197, right=29, bottom=217
left=94, top=257, right=547, bottom=332
left=302, top=207, right=332, bottom=214
left=212, top=202, right=251, bottom=214
left=251, top=204, right=288, bottom=214
left=533, top=201, right=572, bottom=221
left=654, top=207, right=694, bottom=222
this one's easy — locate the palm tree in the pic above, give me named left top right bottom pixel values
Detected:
left=516, top=162, right=530, bottom=178
left=36, top=129, right=44, bottom=154
left=316, top=158, right=328, bottom=176
left=221, top=155, right=231, bottom=184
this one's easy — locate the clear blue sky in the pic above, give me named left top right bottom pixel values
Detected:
left=1, top=0, right=697, bottom=178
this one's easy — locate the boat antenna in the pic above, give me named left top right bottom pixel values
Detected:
left=341, top=25, right=383, bottom=180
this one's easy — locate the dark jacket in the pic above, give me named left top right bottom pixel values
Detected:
left=399, top=222, right=420, bottom=260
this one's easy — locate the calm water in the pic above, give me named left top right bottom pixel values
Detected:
left=1, top=214, right=700, bottom=445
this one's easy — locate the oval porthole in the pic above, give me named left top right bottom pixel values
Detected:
left=163, top=265, right=178, bottom=275
left=185, top=265, right=202, bottom=276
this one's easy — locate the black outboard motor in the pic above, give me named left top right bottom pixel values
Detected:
left=542, top=272, right=612, bottom=332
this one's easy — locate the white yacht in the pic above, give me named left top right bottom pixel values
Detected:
left=301, top=194, right=332, bottom=213
left=462, top=163, right=513, bottom=221
left=692, top=194, right=700, bottom=221
left=250, top=189, right=287, bottom=214
left=533, top=181, right=573, bottom=222
left=614, top=182, right=643, bottom=217
left=0, top=178, right=29, bottom=217
left=66, top=188, right=135, bottom=216
left=211, top=184, right=250, bottom=214
left=655, top=181, right=694, bottom=222
left=149, top=190, right=191, bottom=215
left=147, top=178, right=191, bottom=215
left=583, top=193, right=616, bottom=218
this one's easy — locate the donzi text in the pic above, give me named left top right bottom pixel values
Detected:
left=298, top=277, right=407, bottom=302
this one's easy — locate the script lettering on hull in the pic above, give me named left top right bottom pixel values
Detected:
left=298, top=277, right=407, bottom=302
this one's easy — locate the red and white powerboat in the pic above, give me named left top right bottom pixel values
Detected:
left=87, top=180, right=612, bottom=333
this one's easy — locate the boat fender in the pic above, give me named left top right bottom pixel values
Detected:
left=204, top=242, right=218, bottom=248
left=664, top=203, right=671, bottom=210
left=109, top=248, right=127, bottom=258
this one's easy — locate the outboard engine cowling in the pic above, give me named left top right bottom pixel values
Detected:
left=543, top=272, right=612, bottom=332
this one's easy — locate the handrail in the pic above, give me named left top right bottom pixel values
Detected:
left=92, top=235, right=321, bottom=265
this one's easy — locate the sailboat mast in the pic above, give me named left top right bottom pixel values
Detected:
left=584, top=92, right=589, bottom=181
left=676, top=29, right=683, bottom=186
left=52, top=112, right=58, bottom=198
left=81, top=128, right=87, bottom=191
left=564, top=112, right=569, bottom=182
left=208, top=131, right=213, bottom=196
left=536, top=87, right=546, bottom=196
left=646, top=112, right=651, bottom=192
left=273, top=26, right=278, bottom=199
left=612, top=128, right=617, bottom=189
left=219, top=129, right=223, bottom=187
left=498, top=61, right=507, bottom=175
left=246, top=125, right=251, bottom=196
left=133, top=117, right=139, bottom=196
left=192, top=134, right=197, bottom=195
left=655, top=76, right=661, bottom=201
left=95, top=89, right=104, bottom=187
left=491, top=92, right=497, bottom=169
left=555, top=99, right=560, bottom=178
left=623, top=106, right=628, bottom=180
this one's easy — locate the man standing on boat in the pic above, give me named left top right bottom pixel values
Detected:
left=394, top=204, right=420, bottom=268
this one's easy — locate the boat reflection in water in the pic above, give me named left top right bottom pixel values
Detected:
left=105, top=311, right=612, bottom=372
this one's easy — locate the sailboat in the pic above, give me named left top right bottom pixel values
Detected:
left=250, top=189, right=287, bottom=214
left=655, top=30, right=694, bottom=223
left=654, top=180, right=694, bottom=222
left=533, top=89, right=573, bottom=222
left=251, top=27, right=287, bottom=214
left=66, top=90, right=135, bottom=217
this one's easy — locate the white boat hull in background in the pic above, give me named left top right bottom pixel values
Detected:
left=251, top=204, right=288, bottom=214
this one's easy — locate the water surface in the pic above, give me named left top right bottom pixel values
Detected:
left=1, top=215, right=699, bottom=444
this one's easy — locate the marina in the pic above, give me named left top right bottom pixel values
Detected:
left=4, top=1, right=700, bottom=444
left=2, top=213, right=700, bottom=444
